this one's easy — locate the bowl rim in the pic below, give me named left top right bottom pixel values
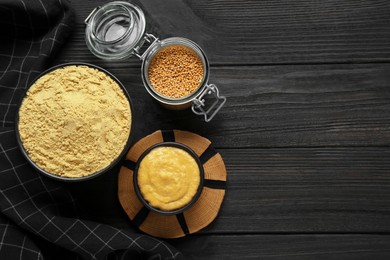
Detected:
left=133, top=141, right=205, bottom=216
left=15, top=62, right=134, bottom=182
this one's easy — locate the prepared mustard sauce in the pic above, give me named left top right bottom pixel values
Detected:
left=137, top=146, right=200, bottom=211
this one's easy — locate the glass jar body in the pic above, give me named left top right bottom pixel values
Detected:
left=141, top=37, right=210, bottom=109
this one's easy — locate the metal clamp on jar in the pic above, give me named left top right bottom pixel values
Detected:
left=85, top=1, right=226, bottom=122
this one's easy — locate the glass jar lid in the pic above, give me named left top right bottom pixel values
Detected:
left=85, top=1, right=146, bottom=60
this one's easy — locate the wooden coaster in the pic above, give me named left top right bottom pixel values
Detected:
left=118, top=130, right=227, bottom=238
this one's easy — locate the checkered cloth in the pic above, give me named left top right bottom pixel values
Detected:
left=0, top=0, right=181, bottom=259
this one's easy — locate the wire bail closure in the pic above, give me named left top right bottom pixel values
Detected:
left=133, top=33, right=160, bottom=60
left=192, top=84, right=227, bottom=122
left=85, top=6, right=100, bottom=24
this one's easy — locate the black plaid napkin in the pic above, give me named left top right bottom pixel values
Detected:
left=0, top=0, right=181, bottom=259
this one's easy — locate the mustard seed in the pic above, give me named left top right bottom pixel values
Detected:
left=148, top=45, right=204, bottom=99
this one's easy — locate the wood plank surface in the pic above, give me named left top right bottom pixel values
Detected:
left=58, top=0, right=390, bottom=258
left=48, top=63, right=390, bottom=148
left=170, top=234, right=390, bottom=260
left=59, top=0, right=390, bottom=65
left=65, top=147, right=390, bottom=233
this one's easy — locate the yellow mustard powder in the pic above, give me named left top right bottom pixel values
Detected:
left=137, top=146, right=200, bottom=211
left=18, top=65, right=131, bottom=178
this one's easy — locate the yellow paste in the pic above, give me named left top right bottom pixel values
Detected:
left=137, top=146, right=200, bottom=211
left=18, top=65, right=131, bottom=178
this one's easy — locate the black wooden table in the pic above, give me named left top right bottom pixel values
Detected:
left=55, top=0, right=390, bottom=259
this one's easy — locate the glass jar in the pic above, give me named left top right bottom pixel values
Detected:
left=85, top=1, right=226, bottom=122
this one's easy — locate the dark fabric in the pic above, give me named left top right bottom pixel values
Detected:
left=0, top=0, right=181, bottom=259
